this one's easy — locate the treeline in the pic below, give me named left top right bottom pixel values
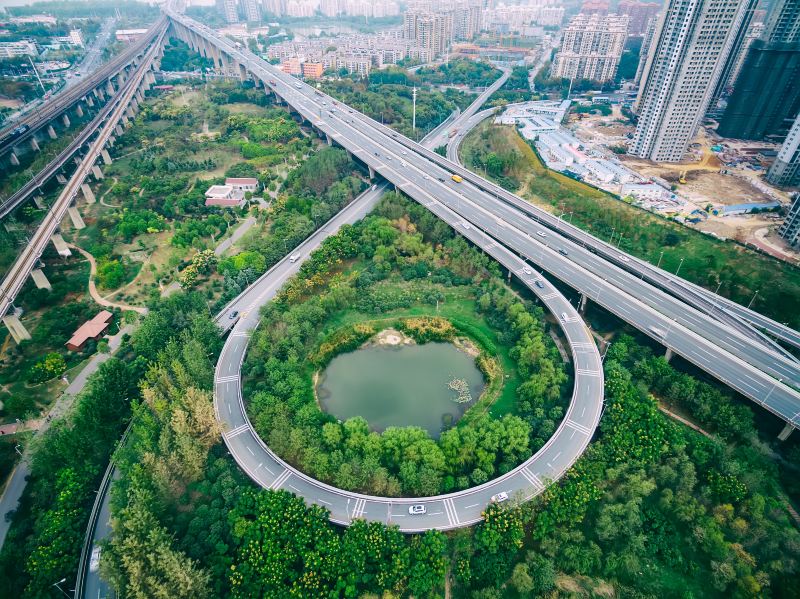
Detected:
left=416, top=58, right=501, bottom=88
left=242, top=192, right=566, bottom=496
left=160, top=38, right=214, bottom=72
left=320, top=73, right=473, bottom=138
left=0, top=358, right=140, bottom=596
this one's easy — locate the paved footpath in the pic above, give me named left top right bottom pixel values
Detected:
left=0, top=325, right=132, bottom=549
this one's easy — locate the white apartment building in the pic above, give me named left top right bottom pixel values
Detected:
left=631, top=0, right=749, bottom=162
left=768, top=113, right=800, bottom=187
left=552, top=13, right=629, bottom=82
left=404, top=9, right=453, bottom=57
left=220, top=0, right=239, bottom=23
left=242, top=0, right=261, bottom=21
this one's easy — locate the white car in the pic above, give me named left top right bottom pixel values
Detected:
left=619, top=255, right=630, bottom=262
left=536, top=231, right=547, bottom=238
left=409, top=504, right=426, bottom=515
left=490, top=492, right=509, bottom=503
left=461, top=222, right=471, bottom=230
left=90, top=546, right=101, bottom=572
left=522, top=266, right=533, bottom=275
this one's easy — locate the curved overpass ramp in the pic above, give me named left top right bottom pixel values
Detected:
left=214, top=185, right=604, bottom=532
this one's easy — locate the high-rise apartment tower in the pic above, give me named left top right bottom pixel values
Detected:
left=631, top=0, right=748, bottom=162
left=552, top=13, right=629, bottom=82
left=768, top=113, right=800, bottom=187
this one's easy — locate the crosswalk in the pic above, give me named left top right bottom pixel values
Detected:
left=270, top=469, right=291, bottom=490
left=575, top=368, right=602, bottom=377
left=443, top=498, right=460, bottom=526
left=223, top=424, right=249, bottom=439
left=519, top=468, right=545, bottom=492
left=215, top=375, right=238, bottom=384
left=565, top=419, right=592, bottom=436
left=351, top=497, right=367, bottom=519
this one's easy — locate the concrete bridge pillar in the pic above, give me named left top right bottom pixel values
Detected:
left=115, top=124, right=124, bottom=136
left=62, top=113, right=70, bottom=127
left=101, top=149, right=112, bottom=165
left=2, top=313, right=31, bottom=343
left=578, top=293, right=588, bottom=314
left=368, top=165, right=375, bottom=180
left=126, top=106, right=136, bottom=119
left=47, top=125, right=57, bottom=139
left=31, top=268, right=51, bottom=290
left=108, top=135, right=115, bottom=147
left=81, top=183, right=95, bottom=203
left=56, top=173, right=67, bottom=184
left=30, top=137, right=40, bottom=152
left=34, top=195, right=46, bottom=210
left=92, top=165, right=104, bottom=180
left=664, top=347, right=674, bottom=363
left=85, top=95, right=94, bottom=107
left=325, top=133, right=333, bottom=146
left=67, top=206, right=86, bottom=229
left=135, top=88, right=144, bottom=104
left=9, top=151, right=20, bottom=166
left=778, top=422, right=795, bottom=441
left=106, top=80, right=115, bottom=96
left=50, top=233, right=72, bottom=256
left=95, top=87, right=105, bottom=102
left=74, top=156, right=82, bottom=166
left=75, top=104, right=84, bottom=118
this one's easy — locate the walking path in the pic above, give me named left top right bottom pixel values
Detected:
left=0, top=418, right=43, bottom=436
left=69, top=244, right=148, bottom=315
left=99, top=177, right=121, bottom=208
left=0, top=325, right=133, bottom=548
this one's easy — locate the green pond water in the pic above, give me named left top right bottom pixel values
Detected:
left=316, top=342, right=485, bottom=439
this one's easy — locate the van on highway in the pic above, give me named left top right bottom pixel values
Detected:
left=289, top=254, right=300, bottom=263
left=451, top=174, right=463, bottom=183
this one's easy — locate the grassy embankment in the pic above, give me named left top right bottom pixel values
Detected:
left=460, top=121, right=800, bottom=330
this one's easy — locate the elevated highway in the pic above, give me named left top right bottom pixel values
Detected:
left=0, top=28, right=167, bottom=329
left=0, top=17, right=166, bottom=167
left=168, top=10, right=800, bottom=433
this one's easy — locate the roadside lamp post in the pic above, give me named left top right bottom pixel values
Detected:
left=675, top=257, right=684, bottom=276
left=14, top=445, right=22, bottom=456
left=52, top=578, right=71, bottom=599
left=656, top=251, right=664, bottom=268
left=747, top=289, right=759, bottom=309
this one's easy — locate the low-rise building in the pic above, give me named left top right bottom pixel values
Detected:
left=66, top=310, right=113, bottom=352
left=279, top=57, right=302, bottom=75
left=205, top=184, right=240, bottom=207
left=301, top=61, right=324, bottom=79
left=226, top=177, right=259, bottom=194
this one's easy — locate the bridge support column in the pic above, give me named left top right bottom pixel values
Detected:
left=67, top=206, right=85, bottom=229
left=47, top=125, right=57, bottom=139
left=75, top=104, right=84, bottom=118
left=2, top=314, right=31, bottom=343
left=31, top=268, right=51, bottom=290
left=56, top=173, right=67, bottom=184
left=779, top=423, right=795, bottom=441
left=106, top=80, right=115, bottom=96
left=85, top=95, right=94, bottom=107
left=30, top=137, right=40, bottom=152
left=96, top=87, right=106, bottom=101
left=107, top=135, right=115, bottom=146
left=50, top=233, right=71, bottom=256
left=115, top=124, right=124, bottom=136
left=664, top=347, right=674, bottom=362
left=578, top=293, right=588, bottom=314
left=34, top=195, right=46, bottom=210
left=92, top=165, right=104, bottom=180
left=62, top=113, right=70, bottom=127
left=325, top=133, right=333, bottom=146
left=81, top=183, right=95, bottom=204
left=101, top=149, right=112, bottom=165
left=9, top=151, right=20, bottom=166
left=74, top=156, right=82, bottom=166
left=368, top=165, right=375, bottom=180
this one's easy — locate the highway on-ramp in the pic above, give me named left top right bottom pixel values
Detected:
left=213, top=184, right=604, bottom=531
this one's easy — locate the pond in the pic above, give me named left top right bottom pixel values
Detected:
left=316, top=342, right=485, bottom=439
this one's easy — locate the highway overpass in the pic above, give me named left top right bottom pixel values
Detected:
left=167, top=10, right=800, bottom=435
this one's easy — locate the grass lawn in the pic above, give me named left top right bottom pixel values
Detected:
left=461, top=121, right=800, bottom=330
left=321, top=286, right=522, bottom=419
